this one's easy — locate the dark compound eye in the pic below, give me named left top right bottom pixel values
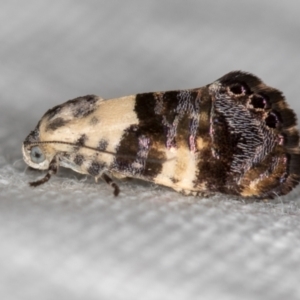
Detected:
left=265, top=112, right=280, bottom=128
left=30, top=146, right=45, bottom=164
left=229, top=82, right=250, bottom=95
left=250, top=94, right=267, bottom=109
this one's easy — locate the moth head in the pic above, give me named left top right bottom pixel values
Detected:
left=22, top=127, right=53, bottom=170
left=22, top=142, right=52, bottom=170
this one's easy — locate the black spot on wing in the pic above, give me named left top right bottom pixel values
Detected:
left=68, top=95, right=98, bottom=118
left=46, top=117, right=69, bottom=131
left=74, top=154, right=84, bottom=166
left=73, top=134, right=88, bottom=152
left=77, top=134, right=87, bottom=146
left=265, top=112, right=280, bottom=129
left=97, top=139, right=108, bottom=151
left=88, top=161, right=105, bottom=176
left=250, top=94, right=268, bottom=109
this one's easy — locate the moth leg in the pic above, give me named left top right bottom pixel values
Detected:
left=100, top=173, right=120, bottom=196
left=29, top=157, right=58, bottom=187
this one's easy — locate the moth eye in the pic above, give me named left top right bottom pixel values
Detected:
left=30, top=146, right=45, bottom=163
left=228, top=82, right=250, bottom=96
left=265, top=112, right=280, bottom=128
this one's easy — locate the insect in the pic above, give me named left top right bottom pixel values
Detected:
left=22, top=71, right=300, bottom=199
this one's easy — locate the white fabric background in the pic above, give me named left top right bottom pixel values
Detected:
left=1, top=1, right=300, bottom=299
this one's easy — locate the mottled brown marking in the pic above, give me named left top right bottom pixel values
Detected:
left=97, top=139, right=108, bottom=151
left=77, top=134, right=87, bottom=147
left=46, top=117, right=68, bottom=131
left=69, top=95, right=98, bottom=118
left=74, top=154, right=84, bottom=166
left=88, top=161, right=105, bottom=176
left=114, top=126, right=140, bottom=170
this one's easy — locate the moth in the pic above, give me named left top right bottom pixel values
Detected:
left=22, top=71, right=300, bottom=199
